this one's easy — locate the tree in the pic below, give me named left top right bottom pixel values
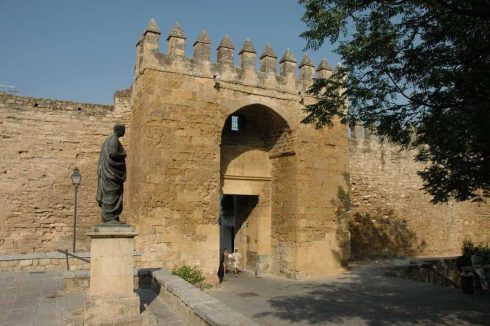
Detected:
left=299, top=0, right=490, bottom=203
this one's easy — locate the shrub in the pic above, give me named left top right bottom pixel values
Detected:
left=461, top=240, right=490, bottom=265
left=172, top=265, right=212, bottom=290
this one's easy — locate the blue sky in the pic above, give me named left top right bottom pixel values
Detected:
left=0, top=0, right=338, bottom=104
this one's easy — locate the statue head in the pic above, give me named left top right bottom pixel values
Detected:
left=113, top=123, right=125, bottom=137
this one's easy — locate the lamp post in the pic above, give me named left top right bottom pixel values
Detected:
left=71, top=167, right=81, bottom=253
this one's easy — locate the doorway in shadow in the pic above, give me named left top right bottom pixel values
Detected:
left=220, top=194, right=259, bottom=271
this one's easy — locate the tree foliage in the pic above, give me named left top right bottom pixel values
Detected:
left=299, top=0, right=490, bottom=203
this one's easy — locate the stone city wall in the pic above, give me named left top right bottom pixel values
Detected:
left=1, top=18, right=488, bottom=276
left=1, top=97, right=489, bottom=271
left=0, top=91, right=131, bottom=261
left=349, top=126, right=490, bottom=259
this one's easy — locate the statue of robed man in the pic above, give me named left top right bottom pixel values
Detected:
left=96, top=123, right=127, bottom=223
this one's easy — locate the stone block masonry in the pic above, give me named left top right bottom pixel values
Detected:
left=0, top=18, right=488, bottom=278
left=349, top=126, right=490, bottom=259
left=0, top=91, right=131, bottom=257
left=127, top=19, right=350, bottom=279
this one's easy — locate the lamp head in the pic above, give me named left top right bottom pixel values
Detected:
left=71, top=167, right=81, bottom=186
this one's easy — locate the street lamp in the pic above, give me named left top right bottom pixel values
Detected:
left=71, top=167, right=81, bottom=253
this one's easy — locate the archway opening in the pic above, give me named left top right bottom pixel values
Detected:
left=220, top=104, right=292, bottom=274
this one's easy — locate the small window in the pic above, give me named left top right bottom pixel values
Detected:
left=231, top=115, right=239, bottom=131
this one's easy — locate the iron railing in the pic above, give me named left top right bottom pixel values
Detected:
left=57, top=249, right=90, bottom=270
left=422, top=264, right=459, bottom=288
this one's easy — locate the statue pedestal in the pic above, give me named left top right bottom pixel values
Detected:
left=84, top=224, right=141, bottom=325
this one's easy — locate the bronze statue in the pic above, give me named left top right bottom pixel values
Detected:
left=96, top=123, right=127, bottom=224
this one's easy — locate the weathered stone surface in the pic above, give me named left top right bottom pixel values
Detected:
left=259, top=44, right=277, bottom=74
left=145, top=19, right=160, bottom=35
left=167, top=22, right=185, bottom=40
left=316, top=58, right=333, bottom=79
left=239, top=39, right=257, bottom=72
left=0, top=20, right=488, bottom=280
left=349, top=126, right=490, bottom=259
left=0, top=91, right=131, bottom=256
left=193, top=30, right=212, bottom=62
left=217, top=35, right=235, bottom=65
left=127, top=22, right=350, bottom=280
left=316, top=58, right=332, bottom=71
left=299, top=54, right=315, bottom=84
left=299, top=54, right=314, bottom=68
left=260, top=44, right=277, bottom=59
left=84, top=225, right=142, bottom=325
left=279, top=49, right=297, bottom=78
left=87, top=225, right=137, bottom=296
left=218, top=34, right=234, bottom=50
left=84, top=294, right=142, bottom=325
left=239, top=38, right=256, bottom=54
left=167, top=22, right=186, bottom=56
left=194, top=30, right=211, bottom=45
left=279, top=49, right=296, bottom=63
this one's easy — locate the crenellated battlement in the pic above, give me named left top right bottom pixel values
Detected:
left=134, top=19, right=333, bottom=95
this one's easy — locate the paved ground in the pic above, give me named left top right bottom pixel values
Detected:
left=0, top=271, right=76, bottom=326
left=0, top=271, right=185, bottom=326
left=208, top=266, right=490, bottom=326
left=1, top=266, right=488, bottom=326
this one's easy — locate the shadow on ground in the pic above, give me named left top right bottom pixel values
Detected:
left=136, top=268, right=161, bottom=313
left=137, top=288, right=158, bottom=313
left=253, top=268, right=489, bottom=325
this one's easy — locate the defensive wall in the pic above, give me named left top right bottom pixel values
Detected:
left=349, top=126, right=490, bottom=259
left=0, top=91, right=131, bottom=269
left=0, top=19, right=488, bottom=276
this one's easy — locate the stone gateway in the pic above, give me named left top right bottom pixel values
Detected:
left=0, top=19, right=488, bottom=278
left=126, top=19, right=351, bottom=280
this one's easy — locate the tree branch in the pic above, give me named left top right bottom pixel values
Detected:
left=434, top=0, right=490, bottom=18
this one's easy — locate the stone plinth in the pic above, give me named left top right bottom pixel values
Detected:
left=84, top=224, right=141, bottom=325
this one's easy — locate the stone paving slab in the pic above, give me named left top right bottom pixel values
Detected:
left=0, top=271, right=185, bottom=326
left=2, top=266, right=488, bottom=326
left=208, top=266, right=490, bottom=326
